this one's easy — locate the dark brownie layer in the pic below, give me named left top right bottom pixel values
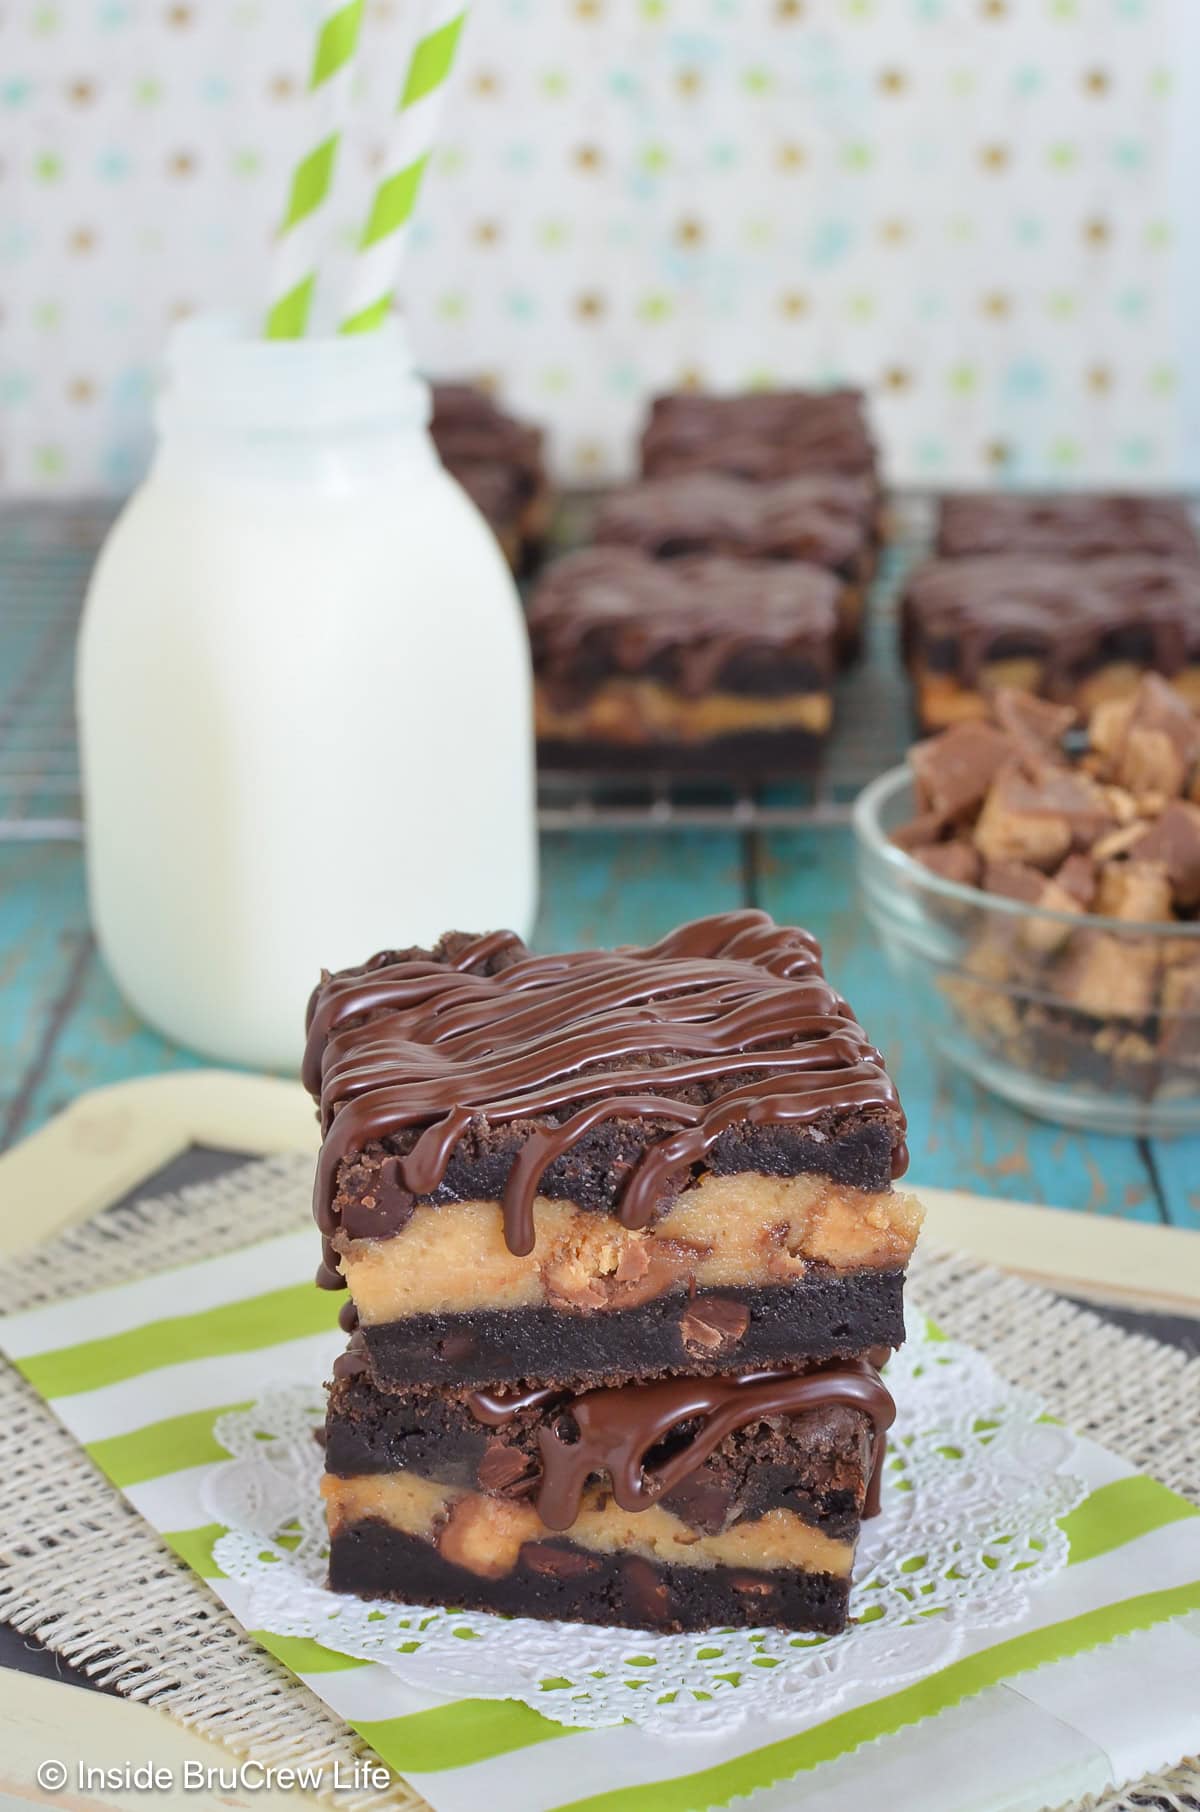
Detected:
left=328, top=1519, right=851, bottom=1633
left=353, top=1271, right=907, bottom=1391
left=325, top=1366, right=872, bottom=1540
left=536, top=728, right=829, bottom=776
left=335, top=1115, right=901, bottom=1234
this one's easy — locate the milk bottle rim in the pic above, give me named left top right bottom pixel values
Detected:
left=156, top=312, right=431, bottom=440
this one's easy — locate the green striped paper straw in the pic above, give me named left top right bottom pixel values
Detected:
left=265, top=0, right=365, bottom=339
left=338, top=0, right=468, bottom=336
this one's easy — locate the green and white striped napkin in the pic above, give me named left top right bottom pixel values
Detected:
left=3, top=1228, right=1199, bottom=1812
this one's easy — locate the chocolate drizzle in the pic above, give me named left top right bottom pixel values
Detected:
left=527, top=547, right=839, bottom=703
left=465, top=1383, right=561, bottom=1424
left=465, top=1359, right=895, bottom=1533
left=304, top=910, right=908, bottom=1279
left=936, top=493, right=1200, bottom=564
left=593, top=473, right=873, bottom=573
left=905, top=554, right=1200, bottom=687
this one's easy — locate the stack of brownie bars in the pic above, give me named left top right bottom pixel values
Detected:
left=528, top=390, right=882, bottom=776
left=305, top=910, right=922, bottom=1634
left=902, top=493, right=1200, bottom=732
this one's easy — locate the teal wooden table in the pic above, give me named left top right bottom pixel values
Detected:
left=4, top=826, right=1198, bottom=1230
left=2, top=502, right=1198, bottom=1230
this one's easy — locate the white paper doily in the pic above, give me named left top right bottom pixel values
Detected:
left=205, top=1315, right=1086, bottom=1735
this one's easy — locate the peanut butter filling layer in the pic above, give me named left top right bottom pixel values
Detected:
left=915, top=661, right=1200, bottom=730
left=339, top=1174, right=923, bottom=1323
left=322, top=1472, right=854, bottom=1581
left=535, top=679, right=833, bottom=745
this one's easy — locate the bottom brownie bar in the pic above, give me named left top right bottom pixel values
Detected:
left=528, top=547, right=839, bottom=776
left=323, top=1358, right=893, bottom=1633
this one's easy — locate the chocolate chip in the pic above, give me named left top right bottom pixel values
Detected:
left=342, top=1156, right=415, bottom=1238
left=521, top=1543, right=601, bottom=1579
left=622, top=1555, right=671, bottom=1621
left=477, top=1441, right=538, bottom=1495
left=331, top=1347, right=368, bottom=1380
left=659, top=1472, right=732, bottom=1536
left=730, top=1573, right=774, bottom=1598
left=679, top=1297, right=750, bottom=1353
left=437, top=1331, right=477, bottom=1362
left=338, top=1298, right=359, bottom=1333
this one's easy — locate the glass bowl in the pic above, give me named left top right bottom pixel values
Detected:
left=853, top=765, right=1200, bottom=1136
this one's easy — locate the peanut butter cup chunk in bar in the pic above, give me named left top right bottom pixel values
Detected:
left=304, top=911, right=919, bottom=1390
left=323, top=1350, right=894, bottom=1632
left=528, top=546, right=840, bottom=774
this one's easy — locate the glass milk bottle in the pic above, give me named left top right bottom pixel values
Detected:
left=77, top=316, right=538, bottom=1071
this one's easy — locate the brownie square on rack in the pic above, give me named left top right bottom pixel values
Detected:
left=593, top=472, right=877, bottom=661
left=526, top=546, right=841, bottom=774
left=901, top=553, right=1200, bottom=731
left=640, top=389, right=878, bottom=485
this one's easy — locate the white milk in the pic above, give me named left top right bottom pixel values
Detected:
left=77, top=317, right=538, bottom=1070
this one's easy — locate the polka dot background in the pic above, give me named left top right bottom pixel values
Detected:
left=0, top=0, right=1196, bottom=491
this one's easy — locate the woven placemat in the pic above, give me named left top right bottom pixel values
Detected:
left=0, top=1153, right=1196, bottom=1812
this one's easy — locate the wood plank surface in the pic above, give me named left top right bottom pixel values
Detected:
left=0, top=843, right=205, bottom=1152
left=1137, top=1143, right=1200, bottom=1234
left=4, top=827, right=1200, bottom=1230
left=534, top=827, right=747, bottom=950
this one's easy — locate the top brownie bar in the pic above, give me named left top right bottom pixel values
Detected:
left=640, top=389, right=877, bottom=483
left=937, top=493, right=1200, bottom=564
left=304, top=911, right=918, bottom=1389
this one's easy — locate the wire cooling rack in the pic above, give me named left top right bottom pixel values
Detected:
left=0, top=494, right=933, bottom=841
left=0, top=503, right=112, bottom=840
